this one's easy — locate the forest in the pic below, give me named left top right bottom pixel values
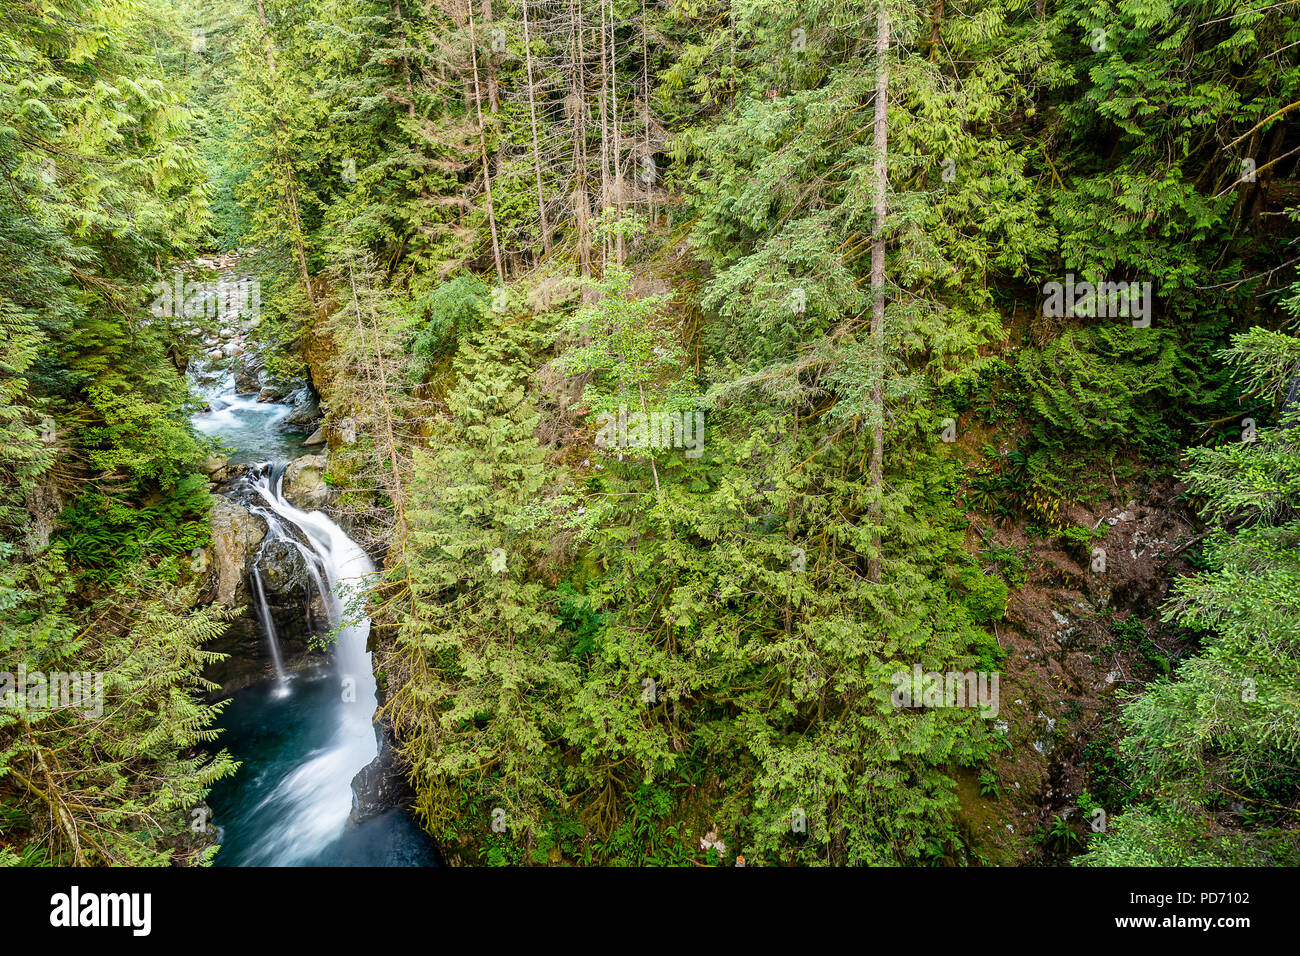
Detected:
left=0, top=0, right=1298, bottom=870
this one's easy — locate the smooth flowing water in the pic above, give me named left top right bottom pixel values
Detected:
left=193, top=381, right=300, bottom=465
left=194, top=364, right=436, bottom=867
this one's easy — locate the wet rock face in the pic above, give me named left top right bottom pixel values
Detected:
left=283, top=454, right=329, bottom=510
left=257, top=535, right=311, bottom=597
left=204, top=509, right=329, bottom=693
left=258, top=383, right=290, bottom=403
left=283, top=386, right=321, bottom=426
left=208, top=496, right=266, bottom=606
left=350, top=736, right=415, bottom=826
left=203, top=616, right=266, bottom=691
left=234, top=352, right=264, bottom=394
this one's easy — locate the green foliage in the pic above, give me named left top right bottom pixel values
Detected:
left=14, top=0, right=1293, bottom=870
left=1082, top=325, right=1300, bottom=866
left=0, top=0, right=234, bottom=867
left=57, top=475, right=211, bottom=584
left=556, top=215, right=698, bottom=428
left=982, top=542, right=1030, bottom=590
left=385, top=321, right=580, bottom=842
left=410, top=276, right=491, bottom=377
left=0, top=566, right=237, bottom=865
left=1036, top=813, right=1083, bottom=856
left=1017, top=326, right=1186, bottom=450
left=978, top=769, right=1001, bottom=800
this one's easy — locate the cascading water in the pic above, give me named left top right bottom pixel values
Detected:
left=192, top=344, right=436, bottom=866
left=209, top=465, right=382, bottom=864
left=247, top=565, right=288, bottom=686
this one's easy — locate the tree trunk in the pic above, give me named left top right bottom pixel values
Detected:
left=599, top=0, right=610, bottom=269
left=868, top=8, right=889, bottom=585
left=522, top=0, right=550, bottom=259
left=930, top=0, right=944, bottom=61
left=610, top=4, right=623, bottom=262
left=642, top=0, right=653, bottom=224
left=347, top=259, right=408, bottom=539
left=569, top=0, right=592, bottom=284
left=467, top=2, right=505, bottom=284
left=254, top=0, right=314, bottom=305
left=483, top=0, right=499, bottom=112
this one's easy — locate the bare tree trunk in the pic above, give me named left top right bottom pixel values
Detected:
left=483, top=0, right=499, bottom=112
left=599, top=0, right=610, bottom=269
left=570, top=0, right=592, bottom=287
left=522, top=0, right=550, bottom=259
left=467, top=1, right=506, bottom=283
left=610, top=4, right=623, bottom=262
left=930, top=0, right=944, bottom=61
left=255, top=0, right=314, bottom=304
left=642, top=0, right=652, bottom=224
left=868, top=8, right=889, bottom=585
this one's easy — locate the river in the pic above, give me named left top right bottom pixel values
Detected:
left=192, top=363, right=437, bottom=867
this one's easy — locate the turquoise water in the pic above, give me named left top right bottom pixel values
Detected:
left=196, top=369, right=437, bottom=867
left=206, top=676, right=438, bottom=867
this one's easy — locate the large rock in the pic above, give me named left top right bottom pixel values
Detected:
left=257, top=535, right=311, bottom=598
left=202, top=454, right=231, bottom=483
left=208, top=497, right=266, bottom=606
left=283, top=454, right=329, bottom=510
left=257, top=383, right=289, bottom=403
left=349, top=737, right=415, bottom=826
left=234, top=352, right=263, bottom=394
left=284, top=387, right=321, bottom=425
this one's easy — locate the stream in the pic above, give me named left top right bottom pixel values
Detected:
left=192, top=363, right=437, bottom=867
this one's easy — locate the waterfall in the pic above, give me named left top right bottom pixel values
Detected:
left=247, top=565, right=287, bottom=686
left=250, top=467, right=379, bottom=719
left=224, top=465, right=380, bottom=865
left=190, top=283, right=436, bottom=866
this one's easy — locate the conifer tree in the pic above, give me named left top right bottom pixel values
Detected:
left=383, top=321, right=579, bottom=844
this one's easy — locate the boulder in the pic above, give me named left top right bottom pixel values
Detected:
left=349, top=738, right=415, bottom=826
left=234, top=352, right=263, bottom=394
left=302, top=426, right=326, bottom=446
left=202, top=454, right=230, bottom=483
left=284, top=387, right=321, bottom=425
left=283, top=454, right=329, bottom=510
left=257, top=535, right=311, bottom=598
left=208, top=497, right=266, bottom=606
left=257, top=383, right=289, bottom=403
